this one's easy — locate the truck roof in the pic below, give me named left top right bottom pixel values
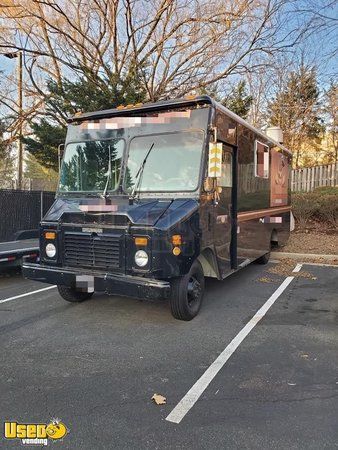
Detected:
left=67, top=95, right=292, bottom=156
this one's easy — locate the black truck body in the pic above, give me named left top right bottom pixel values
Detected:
left=23, top=96, right=292, bottom=320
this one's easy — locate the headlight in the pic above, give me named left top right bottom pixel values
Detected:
left=45, top=243, right=56, bottom=258
left=135, top=250, right=148, bottom=267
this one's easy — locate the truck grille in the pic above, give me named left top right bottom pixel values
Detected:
left=63, top=232, right=122, bottom=270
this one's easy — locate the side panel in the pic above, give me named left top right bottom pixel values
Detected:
left=236, top=128, right=291, bottom=262
left=200, top=108, right=292, bottom=277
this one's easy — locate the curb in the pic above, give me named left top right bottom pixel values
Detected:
left=271, top=251, right=338, bottom=262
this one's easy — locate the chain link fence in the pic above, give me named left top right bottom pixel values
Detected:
left=0, top=189, right=55, bottom=242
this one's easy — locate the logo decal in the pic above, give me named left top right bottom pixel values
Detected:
left=4, top=419, right=68, bottom=446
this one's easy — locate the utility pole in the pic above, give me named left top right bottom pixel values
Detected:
left=17, top=51, right=23, bottom=190
left=3, top=51, right=23, bottom=189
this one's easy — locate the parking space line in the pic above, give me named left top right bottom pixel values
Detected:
left=301, top=262, right=338, bottom=268
left=166, top=264, right=302, bottom=424
left=0, top=286, right=56, bottom=305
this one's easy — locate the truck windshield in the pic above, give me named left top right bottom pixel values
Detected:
left=125, top=131, right=204, bottom=193
left=59, top=139, right=124, bottom=193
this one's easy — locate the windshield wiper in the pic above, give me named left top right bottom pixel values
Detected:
left=130, top=143, right=155, bottom=203
left=100, top=145, right=112, bottom=199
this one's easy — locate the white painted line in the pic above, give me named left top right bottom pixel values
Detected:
left=166, top=265, right=301, bottom=424
left=293, top=263, right=303, bottom=273
left=301, top=262, right=338, bottom=268
left=0, top=285, right=56, bottom=305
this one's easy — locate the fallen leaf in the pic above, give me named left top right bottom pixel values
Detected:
left=152, top=393, right=166, bottom=405
left=257, top=277, right=274, bottom=283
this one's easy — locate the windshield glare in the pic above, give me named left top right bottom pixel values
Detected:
left=59, top=139, right=124, bottom=192
left=125, top=131, right=204, bottom=193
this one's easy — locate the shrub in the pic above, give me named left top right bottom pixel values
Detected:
left=292, top=192, right=320, bottom=228
left=317, top=194, right=338, bottom=228
left=314, top=186, right=338, bottom=196
left=292, top=189, right=338, bottom=229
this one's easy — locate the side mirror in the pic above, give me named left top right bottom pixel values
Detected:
left=58, top=144, right=65, bottom=171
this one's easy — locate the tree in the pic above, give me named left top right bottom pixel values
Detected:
left=24, top=152, right=59, bottom=191
left=0, top=0, right=314, bottom=103
left=221, top=80, right=253, bottom=119
left=268, top=64, right=325, bottom=167
left=23, top=119, right=66, bottom=171
left=1, top=0, right=336, bottom=172
left=323, top=82, right=338, bottom=163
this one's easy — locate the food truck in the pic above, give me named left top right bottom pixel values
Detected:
left=23, top=96, right=292, bottom=320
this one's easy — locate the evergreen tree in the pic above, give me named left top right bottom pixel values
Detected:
left=24, top=70, right=147, bottom=171
left=268, top=65, right=325, bottom=167
left=24, top=119, right=66, bottom=171
left=198, top=80, right=252, bottom=119
left=197, top=85, right=221, bottom=101
left=24, top=153, right=59, bottom=191
left=221, top=81, right=253, bottom=119
left=323, top=81, right=337, bottom=163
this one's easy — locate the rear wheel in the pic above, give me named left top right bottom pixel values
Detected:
left=57, top=285, right=93, bottom=303
left=170, top=260, right=205, bottom=321
left=255, top=252, right=270, bottom=265
left=256, top=230, right=276, bottom=265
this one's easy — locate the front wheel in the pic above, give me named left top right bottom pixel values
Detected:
left=57, top=285, right=93, bottom=303
left=170, top=260, right=205, bottom=321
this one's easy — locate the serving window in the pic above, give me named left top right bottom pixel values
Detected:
left=254, top=140, right=269, bottom=178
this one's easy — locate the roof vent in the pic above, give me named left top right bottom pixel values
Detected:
left=266, top=126, right=283, bottom=144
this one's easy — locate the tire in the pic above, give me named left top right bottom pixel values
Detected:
left=170, top=260, right=205, bottom=321
left=57, top=285, right=93, bottom=303
left=255, top=252, right=270, bottom=265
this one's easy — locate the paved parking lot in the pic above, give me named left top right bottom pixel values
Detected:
left=1, top=262, right=337, bottom=449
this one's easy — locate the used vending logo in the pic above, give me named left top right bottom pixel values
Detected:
left=4, top=419, right=68, bottom=446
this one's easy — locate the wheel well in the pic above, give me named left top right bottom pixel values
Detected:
left=197, top=248, right=220, bottom=279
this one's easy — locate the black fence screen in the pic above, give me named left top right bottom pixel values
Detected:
left=0, top=190, right=55, bottom=242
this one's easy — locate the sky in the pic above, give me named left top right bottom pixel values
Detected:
left=0, top=1, right=337, bottom=104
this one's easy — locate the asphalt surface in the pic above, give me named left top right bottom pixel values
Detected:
left=0, top=262, right=337, bottom=449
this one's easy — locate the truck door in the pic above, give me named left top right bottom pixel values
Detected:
left=214, top=143, right=237, bottom=277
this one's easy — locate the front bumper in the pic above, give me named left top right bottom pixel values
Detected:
left=22, top=263, right=171, bottom=300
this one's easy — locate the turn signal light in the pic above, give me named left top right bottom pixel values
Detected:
left=44, top=231, right=56, bottom=240
left=134, top=237, right=148, bottom=246
left=171, top=235, right=182, bottom=245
